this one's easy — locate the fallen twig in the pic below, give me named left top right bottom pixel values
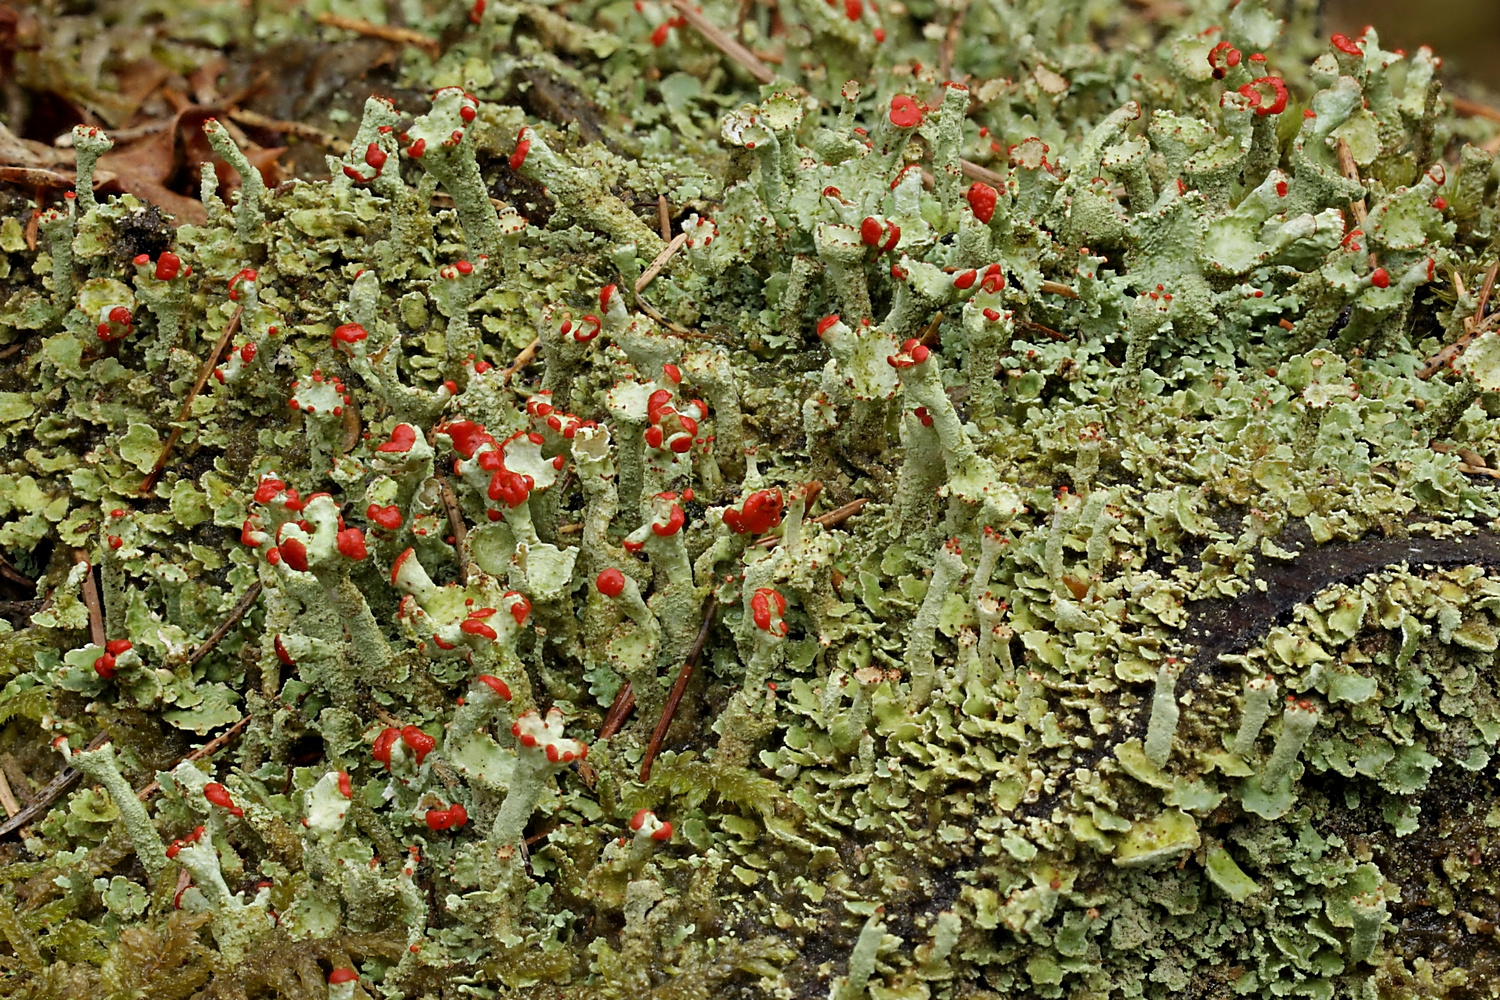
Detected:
left=140, top=305, right=242, bottom=493
left=640, top=596, right=717, bottom=781
left=436, top=476, right=471, bottom=584
left=1418, top=260, right=1500, bottom=379
left=0, top=732, right=109, bottom=839
left=753, top=497, right=867, bottom=549
left=0, top=766, right=21, bottom=820
left=228, top=108, right=349, bottom=153
left=185, top=582, right=263, bottom=670
left=134, top=716, right=253, bottom=802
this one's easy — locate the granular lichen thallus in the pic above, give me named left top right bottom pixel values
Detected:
left=8, top=0, right=1500, bottom=995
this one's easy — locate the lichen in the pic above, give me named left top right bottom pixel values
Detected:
left=5, top=0, right=1500, bottom=996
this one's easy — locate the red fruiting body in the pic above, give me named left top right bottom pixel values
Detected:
left=441, top=420, right=491, bottom=457
left=460, top=104, right=477, bottom=123
left=280, top=537, right=309, bottom=572
left=860, top=217, right=883, bottom=246
left=1237, top=76, right=1289, bottom=116
left=967, top=182, right=998, bottom=223
left=596, top=568, right=627, bottom=597
left=401, top=725, right=436, bottom=765
left=368, top=504, right=403, bottom=530
left=751, top=588, right=789, bottom=635
left=254, top=477, right=287, bottom=503
left=155, top=252, right=182, bottom=281
left=333, top=324, right=368, bottom=351
left=1371, top=267, right=1391, bottom=288
left=470, top=0, right=486, bottom=22
left=328, top=969, right=359, bottom=985
left=1207, top=41, right=1241, bottom=78
left=1434, top=196, right=1448, bottom=211
left=409, top=138, right=426, bottom=158
left=106, top=639, right=132, bottom=655
left=1330, top=32, right=1363, bottom=56
left=94, top=654, right=116, bottom=679
left=980, top=263, right=1004, bottom=294
left=366, top=143, right=387, bottom=171
left=336, top=527, right=368, bottom=561
left=446, top=803, right=468, bottom=827
left=887, top=340, right=930, bottom=368
left=488, top=469, right=533, bottom=507
left=881, top=223, right=900, bottom=253
left=460, top=619, right=498, bottom=640
left=204, top=782, right=244, bottom=817
left=510, top=135, right=531, bottom=170
left=652, top=503, right=686, bottom=537
left=954, top=269, right=977, bottom=290
left=816, top=314, right=840, bottom=337
left=477, top=674, right=513, bottom=700
left=166, top=826, right=206, bottom=859
left=133, top=253, right=150, bottom=266
left=508, top=594, right=532, bottom=626
left=379, top=423, right=419, bottom=454
left=373, top=727, right=402, bottom=768
left=889, top=94, right=923, bottom=128
left=722, top=489, right=784, bottom=534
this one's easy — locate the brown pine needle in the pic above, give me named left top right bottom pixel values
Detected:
left=640, top=596, right=717, bottom=781
left=636, top=231, right=688, bottom=294
left=1451, top=96, right=1500, bottom=124
left=1336, top=138, right=1368, bottom=229
left=140, top=305, right=241, bottom=494
left=667, top=0, right=1003, bottom=189
left=315, top=12, right=441, bottom=58
left=599, top=683, right=636, bottom=739
left=668, top=0, right=774, bottom=83
left=73, top=550, right=105, bottom=648
left=500, top=338, right=540, bottom=384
